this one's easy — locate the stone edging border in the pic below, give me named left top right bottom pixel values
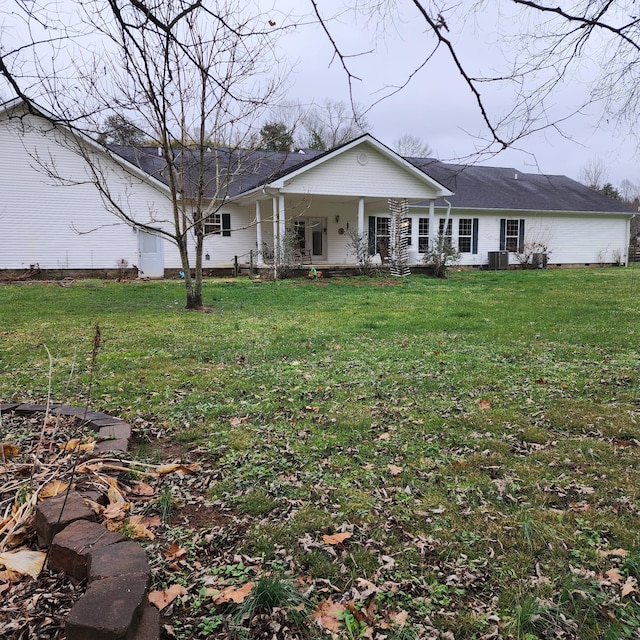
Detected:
left=0, top=403, right=160, bottom=640
left=1, top=403, right=132, bottom=453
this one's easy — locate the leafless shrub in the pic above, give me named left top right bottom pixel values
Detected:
left=516, top=242, right=550, bottom=269
left=346, top=228, right=378, bottom=276
left=422, top=234, right=460, bottom=278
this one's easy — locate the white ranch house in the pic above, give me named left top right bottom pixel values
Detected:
left=1, top=99, right=635, bottom=278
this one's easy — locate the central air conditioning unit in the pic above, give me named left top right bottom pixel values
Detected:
left=488, top=251, right=509, bottom=270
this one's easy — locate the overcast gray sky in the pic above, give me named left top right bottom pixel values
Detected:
left=2, top=0, right=637, bottom=187
left=277, top=1, right=638, bottom=187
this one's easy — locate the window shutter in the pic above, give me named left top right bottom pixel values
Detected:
left=518, top=219, right=525, bottom=253
left=222, top=213, right=231, bottom=237
left=368, top=216, right=376, bottom=255
left=472, top=218, right=479, bottom=254
left=499, top=219, right=506, bottom=251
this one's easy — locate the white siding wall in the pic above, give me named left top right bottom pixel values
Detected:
left=0, top=112, right=253, bottom=271
left=201, top=203, right=258, bottom=267
left=472, top=212, right=629, bottom=266
left=242, top=200, right=630, bottom=267
left=280, top=145, right=441, bottom=200
left=1, top=111, right=629, bottom=272
left=531, top=214, right=628, bottom=264
left=0, top=112, right=175, bottom=270
left=408, top=207, right=630, bottom=266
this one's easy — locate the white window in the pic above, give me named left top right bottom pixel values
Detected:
left=459, top=219, right=472, bottom=253
left=376, top=217, right=390, bottom=253
left=458, top=218, right=478, bottom=254
left=204, top=212, right=221, bottom=235
left=439, top=218, right=452, bottom=238
left=501, top=218, right=525, bottom=252
left=439, top=218, right=453, bottom=250
left=418, top=218, right=429, bottom=252
left=368, top=216, right=390, bottom=255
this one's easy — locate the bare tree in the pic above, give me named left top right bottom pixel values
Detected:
left=0, top=0, right=288, bottom=309
left=300, top=98, right=370, bottom=150
left=393, top=134, right=433, bottom=158
left=261, top=101, right=307, bottom=147
left=309, top=1, right=640, bottom=157
left=579, top=158, right=608, bottom=191
left=619, top=178, right=639, bottom=204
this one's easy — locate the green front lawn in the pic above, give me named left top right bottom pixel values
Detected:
left=1, top=268, right=639, bottom=639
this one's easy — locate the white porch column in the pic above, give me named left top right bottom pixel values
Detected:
left=429, top=199, right=435, bottom=244
left=255, top=200, right=263, bottom=266
left=357, top=197, right=365, bottom=236
left=278, top=194, right=286, bottom=262
left=272, top=197, right=279, bottom=262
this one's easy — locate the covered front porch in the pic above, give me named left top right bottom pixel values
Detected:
left=248, top=193, right=440, bottom=268
left=228, top=135, right=453, bottom=271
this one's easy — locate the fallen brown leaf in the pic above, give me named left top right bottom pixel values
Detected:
left=0, top=444, right=20, bottom=458
left=212, top=582, right=254, bottom=605
left=126, top=522, right=155, bottom=541
left=604, top=568, right=624, bottom=584
left=104, top=477, right=127, bottom=503
left=149, top=583, right=187, bottom=610
left=322, top=532, right=352, bottom=545
left=157, top=462, right=201, bottom=476
left=597, top=548, right=628, bottom=558
left=129, top=481, right=155, bottom=497
left=129, top=514, right=162, bottom=528
left=391, top=609, right=409, bottom=627
left=569, top=501, right=591, bottom=513
left=163, top=544, right=187, bottom=562
left=103, top=502, right=129, bottom=519
left=0, top=549, right=46, bottom=579
left=387, top=464, right=403, bottom=476
left=104, top=519, right=124, bottom=533
left=0, top=569, right=21, bottom=583
left=39, top=480, right=70, bottom=500
left=622, top=579, right=637, bottom=597
left=59, top=439, right=94, bottom=453
left=312, top=599, right=345, bottom=632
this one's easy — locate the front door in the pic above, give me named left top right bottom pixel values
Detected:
left=307, top=217, right=326, bottom=260
left=137, top=231, right=164, bottom=278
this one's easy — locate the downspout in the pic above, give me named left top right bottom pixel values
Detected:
left=443, top=199, right=452, bottom=227
left=441, top=198, right=453, bottom=253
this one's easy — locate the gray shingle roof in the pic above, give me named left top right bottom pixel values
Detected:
left=408, top=158, right=635, bottom=213
left=109, top=145, right=323, bottom=199
left=110, top=140, right=635, bottom=214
